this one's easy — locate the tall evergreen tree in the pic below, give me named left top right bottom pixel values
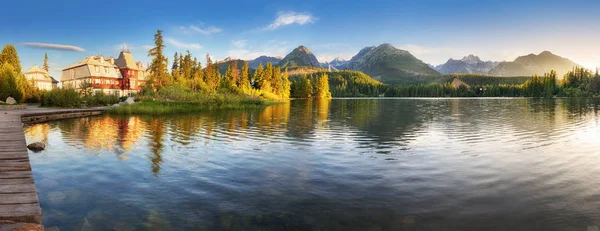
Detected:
left=0, top=45, right=22, bottom=74
left=272, top=66, right=283, bottom=96
left=182, top=50, right=193, bottom=79
left=148, top=30, right=170, bottom=89
left=261, top=63, right=273, bottom=92
left=240, top=61, right=250, bottom=90
left=204, top=54, right=219, bottom=91
left=43, top=53, right=49, bottom=72
left=315, top=73, right=332, bottom=99
left=253, top=64, right=264, bottom=89
left=282, top=68, right=291, bottom=98
left=171, top=52, right=179, bottom=76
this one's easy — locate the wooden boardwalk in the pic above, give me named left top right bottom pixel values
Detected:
left=0, top=107, right=107, bottom=229
left=0, top=111, right=41, bottom=225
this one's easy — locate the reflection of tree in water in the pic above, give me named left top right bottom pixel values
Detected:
left=329, top=99, right=426, bottom=148
left=147, top=119, right=166, bottom=176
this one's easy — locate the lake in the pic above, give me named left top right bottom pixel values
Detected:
left=24, top=98, right=600, bottom=230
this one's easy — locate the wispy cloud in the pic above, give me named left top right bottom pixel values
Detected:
left=265, top=11, right=316, bottom=30
left=232, top=40, right=247, bottom=48
left=180, top=25, right=222, bottom=35
left=227, top=41, right=291, bottom=60
left=21, top=42, right=85, bottom=52
left=165, top=38, right=203, bottom=50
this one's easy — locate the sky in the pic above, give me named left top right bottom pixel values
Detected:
left=1, top=0, right=600, bottom=79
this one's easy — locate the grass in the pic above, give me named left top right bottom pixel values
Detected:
left=108, top=100, right=277, bottom=115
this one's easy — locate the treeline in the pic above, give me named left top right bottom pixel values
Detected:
left=449, top=74, right=530, bottom=86
left=385, top=82, right=523, bottom=97
left=290, top=71, right=384, bottom=97
left=145, top=30, right=299, bottom=100
left=0, top=45, right=40, bottom=103
left=289, top=73, right=332, bottom=98
left=385, top=67, right=600, bottom=97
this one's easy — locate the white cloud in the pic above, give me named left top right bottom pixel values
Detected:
left=191, top=26, right=222, bottom=35
left=227, top=41, right=291, bottom=60
left=165, top=38, right=203, bottom=50
left=265, top=11, right=316, bottom=30
left=180, top=25, right=222, bottom=35
left=232, top=40, right=247, bottom=48
left=21, top=42, right=85, bottom=52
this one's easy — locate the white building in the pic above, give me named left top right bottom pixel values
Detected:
left=24, top=66, right=58, bottom=90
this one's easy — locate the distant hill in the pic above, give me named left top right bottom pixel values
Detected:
left=249, top=56, right=281, bottom=69
left=435, top=55, right=499, bottom=75
left=279, top=46, right=320, bottom=68
left=488, top=51, right=580, bottom=77
left=344, top=43, right=441, bottom=85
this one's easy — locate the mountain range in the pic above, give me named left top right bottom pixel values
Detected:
left=489, top=51, right=580, bottom=77
left=435, top=55, right=499, bottom=75
left=222, top=44, right=582, bottom=85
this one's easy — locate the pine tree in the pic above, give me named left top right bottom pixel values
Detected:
left=204, top=54, right=220, bottom=91
left=148, top=30, right=170, bottom=89
left=171, top=52, right=179, bottom=76
left=315, top=73, right=332, bottom=99
left=0, top=45, right=22, bottom=74
left=182, top=50, right=193, bottom=79
left=43, top=53, right=49, bottom=72
left=240, top=61, right=250, bottom=90
left=179, top=53, right=184, bottom=76
left=261, top=63, right=273, bottom=92
left=282, top=68, right=291, bottom=98
left=272, top=66, right=283, bottom=96
left=253, top=64, right=264, bottom=89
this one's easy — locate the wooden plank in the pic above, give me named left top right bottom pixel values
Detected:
left=0, top=162, right=30, bottom=168
left=0, top=171, right=33, bottom=179
left=0, top=178, right=34, bottom=185
left=0, top=193, right=38, bottom=204
left=0, top=154, right=29, bottom=160
left=0, top=184, right=36, bottom=193
left=0, top=204, right=42, bottom=224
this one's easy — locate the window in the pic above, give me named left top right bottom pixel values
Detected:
left=105, top=67, right=108, bottom=74
left=95, top=66, right=99, bottom=73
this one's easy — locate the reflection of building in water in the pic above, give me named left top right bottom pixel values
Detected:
left=24, top=124, right=50, bottom=144
left=60, top=116, right=146, bottom=154
left=117, top=117, right=146, bottom=151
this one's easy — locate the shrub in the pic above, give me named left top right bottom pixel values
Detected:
left=41, top=88, right=82, bottom=107
left=84, top=92, right=120, bottom=106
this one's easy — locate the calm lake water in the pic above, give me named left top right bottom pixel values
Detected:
left=24, top=98, right=600, bottom=230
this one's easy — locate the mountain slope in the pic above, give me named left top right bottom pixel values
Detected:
left=249, top=56, right=282, bottom=69
left=279, top=46, right=320, bottom=68
left=488, top=51, right=579, bottom=77
left=435, top=55, right=499, bottom=75
left=345, top=43, right=441, bottom=85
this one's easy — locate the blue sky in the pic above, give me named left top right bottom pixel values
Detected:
left=2, top=0, right=600, bottom=79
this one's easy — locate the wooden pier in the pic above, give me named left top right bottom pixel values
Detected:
left=0, top=107, right=107, bottom=230
left=0, top=111, right=41, bottom=226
